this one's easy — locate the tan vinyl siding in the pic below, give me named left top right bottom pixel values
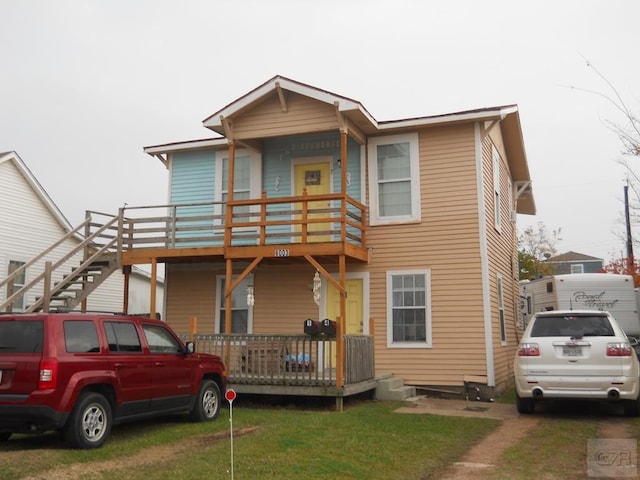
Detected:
left=165, top=266, right=217, bottom=335
left=368, top=124, right=487, bottom=387
left=233, top=93, right=339, bottom=139
left=165, top=264, right=326, bottom=336
left=483, top=128, right=520, bottom=390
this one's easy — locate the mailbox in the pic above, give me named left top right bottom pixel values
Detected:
left=320, top=318, right=336, bottom=336
left=304, top=319, right=321, bottom=335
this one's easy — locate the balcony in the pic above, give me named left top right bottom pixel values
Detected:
left=85, top=191, right=368, bottom=266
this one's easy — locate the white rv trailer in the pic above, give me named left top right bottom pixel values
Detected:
left=520, top=273, right=640, bottom=337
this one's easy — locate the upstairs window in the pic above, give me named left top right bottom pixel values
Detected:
left=368, top=133, right=420, bottom=225
left=214, top=150, right=261, bottom=224
left=493, top=146, right=502, bottom=231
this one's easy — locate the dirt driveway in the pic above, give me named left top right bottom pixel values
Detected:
left=396, top=397, right=636, bottom=480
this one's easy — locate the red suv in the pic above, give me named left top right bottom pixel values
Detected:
left=0, top=312, right=227, bottom=448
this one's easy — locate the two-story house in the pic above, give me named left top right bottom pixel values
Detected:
left=140, top=76, right=535, bottom=399
left=2, top=76, right=535, bottom=404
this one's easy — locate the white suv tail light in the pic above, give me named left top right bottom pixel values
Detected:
left=518, top=343, right=540, bottom=357
left=606, top=343, right=633, bottom=357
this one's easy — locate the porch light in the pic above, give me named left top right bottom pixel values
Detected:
left=313, top=271, right=321, bottom=306
left=246, top=285, right=255, bottom=306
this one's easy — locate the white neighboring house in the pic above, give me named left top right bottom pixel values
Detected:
left=0, top=151, right=164, bottom=317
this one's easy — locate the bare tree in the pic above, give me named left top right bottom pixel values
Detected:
left=518, top=222, right=562, bottom=279
left=567, top=58, right=640, bottom=254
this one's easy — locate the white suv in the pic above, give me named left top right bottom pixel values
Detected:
left=514, top=310, right=640, bottom=416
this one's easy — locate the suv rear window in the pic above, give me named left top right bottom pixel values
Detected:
left=531, top=315, right=615, bottom=337
left=0, top=320, right=43, bottom=352
left=104, top=321, right=142, bottom=353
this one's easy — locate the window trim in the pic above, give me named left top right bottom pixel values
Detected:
left=214, top=274, right=254, bottom=334
left=7, top=260, right=26, bottom=311
left=368, top=133, right=421, bottom=225
left=386, top=269, right=432, bottom=348
left=570, top=264, right=584, bottom=274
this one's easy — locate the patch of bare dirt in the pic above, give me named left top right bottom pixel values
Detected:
left=437, top=415, right=540, bottom=480
left=18, top=426, right=259, bottom=480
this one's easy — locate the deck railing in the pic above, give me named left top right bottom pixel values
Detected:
left=86, top=192, right=366, bottom=252
left=185, top=334, right=374, bottom=387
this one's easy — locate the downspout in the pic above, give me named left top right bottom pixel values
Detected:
left=475, top=122, right=496, bottom=386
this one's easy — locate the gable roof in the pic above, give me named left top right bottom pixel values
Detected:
left=148, top=75, right=536, bottom=213
left=0, top=151, right=73, bottom=232
left=544, top=251, right=604, bottom=263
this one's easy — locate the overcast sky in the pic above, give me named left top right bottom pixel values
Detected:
left=1, top=0, right=638, bottom=262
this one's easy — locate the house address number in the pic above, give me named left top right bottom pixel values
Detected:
left=274, top=249, right=290, bottom=257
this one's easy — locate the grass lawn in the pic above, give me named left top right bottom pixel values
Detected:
left=0, top=399, right=499, bottom=480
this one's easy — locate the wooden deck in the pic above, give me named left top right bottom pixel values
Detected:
left=185, top=334, right=377, bottom=406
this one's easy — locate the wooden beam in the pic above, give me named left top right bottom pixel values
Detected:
left=334, top=101, right=345, bottom=131
left=226, top=256, right=264, bottom=295
left=275, top=81, right=288, bottom=112
left=481, top=119, right=500, bottom=140
left=303, top=255, right=344, bottom=294
left=221, top=115, right=234, bottom=141
left=344, top=118, right=366, bottom=145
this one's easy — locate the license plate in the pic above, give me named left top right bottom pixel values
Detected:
left=563, top=346, right=582, bottom=356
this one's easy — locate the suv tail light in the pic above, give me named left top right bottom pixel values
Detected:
left=518, top=343, right=540, bottom=356
left=606, top=343, right=633, bottom=357
left=38, top=357, right=58, bottom=389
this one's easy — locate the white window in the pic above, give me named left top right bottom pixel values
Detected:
left=215, top=275, right=253, bottom=334
left=368, top=133, right=421, bottom=225
left=214, top=150, right=261, bottom=224
left=7, top=260, right=26, bottom=311
left=493, top=146, right=502, bottom=231
left=386, top=270, right=431, bottom=348
left=497, top=275, right=506, bottom=344
left=571, top=264, right=584, bottom=274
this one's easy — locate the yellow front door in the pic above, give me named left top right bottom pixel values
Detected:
left=326, top=278, right=364, bottom=334
left=325, top=278, right=364, bottom=368
left=294, top=160, right=331, bottom=242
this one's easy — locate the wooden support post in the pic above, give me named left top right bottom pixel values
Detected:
left=122, top=265, right=130, bottom=314
left=150, top=259, right=157, bottom=319
left=225, top=259, right=233, bottom=333
left=42, top=261, right=51, bottom=312
left=336, top=254, right=347, bottom=388
left=190, top=316, right=198, bottom=341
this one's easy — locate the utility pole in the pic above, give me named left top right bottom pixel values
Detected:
left=624, top=182, right=634, bottom=274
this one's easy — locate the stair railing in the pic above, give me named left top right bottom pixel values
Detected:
left=0, top=212, right=122, bottom=313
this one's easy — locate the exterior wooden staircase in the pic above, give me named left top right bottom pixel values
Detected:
left=0, top=214, right=121, bottom=313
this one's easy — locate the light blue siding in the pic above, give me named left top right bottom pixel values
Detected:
left=170, top=150, right=220, bottom=246
left=168, top=133, right=364, bottom=246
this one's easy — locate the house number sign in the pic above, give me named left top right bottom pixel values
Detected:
left=274, top=249, right=290, bottom=257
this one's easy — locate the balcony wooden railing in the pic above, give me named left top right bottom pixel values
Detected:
left=85, top=192, right=366, bottom=254
left=184, top=334, right=375, bottom=388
